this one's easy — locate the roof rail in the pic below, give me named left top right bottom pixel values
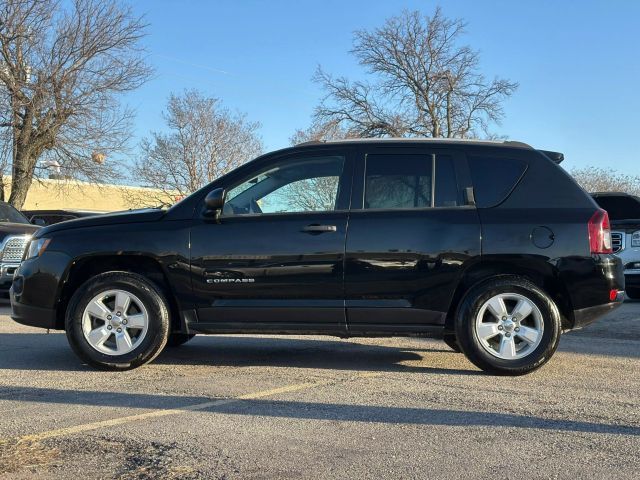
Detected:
left=294, top=137, right=535, bottom=148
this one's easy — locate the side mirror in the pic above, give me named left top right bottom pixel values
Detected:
left=33, top=218, right=46, bottom=226
left=203, top=188, right=226, bottom=221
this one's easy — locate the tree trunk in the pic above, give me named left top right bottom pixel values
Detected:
left=8, top=150, right=36, bottom=209
left=0, top=176, right=5, bottom=202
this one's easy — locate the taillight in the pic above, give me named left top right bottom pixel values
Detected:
left=588, top=209, right=613, bottom=254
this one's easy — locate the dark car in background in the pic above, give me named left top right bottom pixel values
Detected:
left=22, top=209, right=104, bottom=227
left=592, top=192, right=640, bottom=299
left=0, top=202, right=39, bottom=300
left=11, top=139, right=624, bottom=375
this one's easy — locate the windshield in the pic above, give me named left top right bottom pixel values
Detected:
left=0, top=203, right=30, bottom=224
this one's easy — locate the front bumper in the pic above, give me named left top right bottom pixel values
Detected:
left=9, top=250, right=70, bottom=330
left=10, top=285, right=58, bottom=329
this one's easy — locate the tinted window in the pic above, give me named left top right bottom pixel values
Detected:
left=365, top=154, right=432, bottom=209
left=593, top=195, right=640, bottom=220
left=469, top=156, right=527, bottom=207
left=29, top=215, right=51, bottom=226
left=435, top=155, right=459, bottom=207
left=363, top=153, right=460, bottom=209
left=0, top=203, right=29, bottom=224
left=224, top=156, right=345, bottom=215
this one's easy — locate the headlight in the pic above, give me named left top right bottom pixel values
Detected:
left=26, top=238, right=51, bottom=259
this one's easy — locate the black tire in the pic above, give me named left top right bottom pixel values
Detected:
left=455, top=276, right=561, bottom=376
left=166, top=333, right=196, bottom=347
left=65, top=271, right=170, bottom=370
left=443, top=333, right=461, bottom=353
left=625, top=287, right=640, bottom=300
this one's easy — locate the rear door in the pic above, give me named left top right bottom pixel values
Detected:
left=344, top=145, right=481, bottom=334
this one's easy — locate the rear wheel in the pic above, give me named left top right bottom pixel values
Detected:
left=455, top=276, right=561, bottom=375
left=65, top=272, right=170, bottom=370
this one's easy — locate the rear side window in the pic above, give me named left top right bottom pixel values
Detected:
left=365, top=154, right=432, bottom=209
left=434, top=155, right=459, bottom=207
left=469, top=156, right=527, bottom=207
left=363, top=153, right=460, bottom=209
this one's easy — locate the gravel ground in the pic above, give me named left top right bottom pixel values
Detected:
left=0, top=302, right=638, bottom=479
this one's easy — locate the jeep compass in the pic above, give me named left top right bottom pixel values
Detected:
left=11, top=139, right=625, bottom=375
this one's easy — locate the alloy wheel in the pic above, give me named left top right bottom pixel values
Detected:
left=474, top=293, right=544, bottom=360
left=81, top=289, right=149, bottom=356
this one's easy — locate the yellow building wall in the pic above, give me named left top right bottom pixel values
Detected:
left=3, top=178, right=168, bottom=212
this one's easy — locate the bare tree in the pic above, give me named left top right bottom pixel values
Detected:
left=263, top=176, right=339, bottom=213
left=132, top=90, right=263, bottom=206
left=289, top=119, right=353, bottom=145
left=0, top=0, right=151, bottom=208
left=0, top=125, right=11, bottom=200
left=313, top=8, right=518, bottom=139
left=570, top=166, right=640, bottom=195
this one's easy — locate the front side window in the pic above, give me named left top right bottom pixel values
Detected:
left=223, top=155, right=345, bottom=216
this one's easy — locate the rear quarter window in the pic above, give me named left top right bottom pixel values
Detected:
left=469, top=156, right=528, bottom=207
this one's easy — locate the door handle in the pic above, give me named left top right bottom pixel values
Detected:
left=302, top=224, right=337, bottom=233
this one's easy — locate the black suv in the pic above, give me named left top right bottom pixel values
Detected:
left=11, top=139, right=624, bottom=375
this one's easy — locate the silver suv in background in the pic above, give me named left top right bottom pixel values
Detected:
left=0, top=203, right=40, bottom=300
left=592, top=192, right=640, bottom=299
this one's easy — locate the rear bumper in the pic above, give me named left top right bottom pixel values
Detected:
left=572, top=298, right=624, bottom=329
left=10, top=286, right=58, bottom=329
left=560, top=254, right=625, bottom=329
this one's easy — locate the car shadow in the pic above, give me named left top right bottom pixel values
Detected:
left=156, top=335, right=476, bottom=375
left=0, top=332, right=476, bottom=375
left=0, top=331, right=87, bottom=372
left=559, top=316, right=640, bottom=358
left=2, top=385, right=639, bottom=437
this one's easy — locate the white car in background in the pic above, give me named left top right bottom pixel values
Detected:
left=592, top=192, right=640, bottom=299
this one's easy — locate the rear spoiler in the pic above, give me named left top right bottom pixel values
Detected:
left=538, top=150, right=564, bottom=164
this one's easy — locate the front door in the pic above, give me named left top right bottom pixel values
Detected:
left=190, top=149, right=354, bottom=333
left=344, top=145, right=481, bottom=334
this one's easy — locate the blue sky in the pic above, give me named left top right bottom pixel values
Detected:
left=125, top=0, right=640, bottom=173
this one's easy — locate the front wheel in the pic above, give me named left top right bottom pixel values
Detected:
left=455, top=276, right=561, bottom=375
left=65, top=272, right=170, bottom=370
